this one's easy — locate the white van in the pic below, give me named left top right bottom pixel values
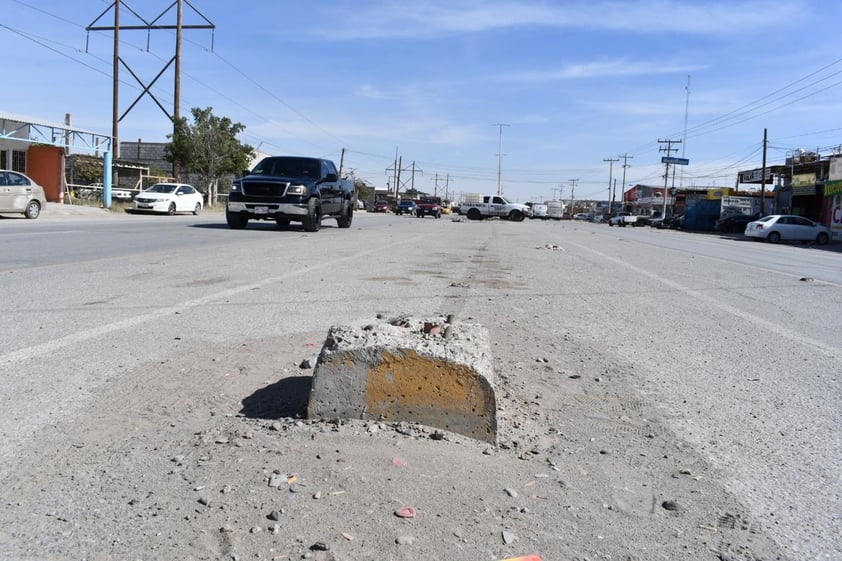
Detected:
left=531, top=203, right=548, bottom=219
left=546, top=200, right=565, bottom=220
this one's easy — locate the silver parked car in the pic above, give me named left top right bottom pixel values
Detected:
left=0, top=170, right=47, bottom=219
left=744, top=214, right=831, bottom=245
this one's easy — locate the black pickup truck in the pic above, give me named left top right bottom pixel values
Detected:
left=226, top=156, right=355, bottom=231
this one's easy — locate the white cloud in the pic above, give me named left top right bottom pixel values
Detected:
left=502, top=59, right=707, bottom=83
left=320, top=0, right=806, bottom=40
left=356, top=84, right=388, bottom=99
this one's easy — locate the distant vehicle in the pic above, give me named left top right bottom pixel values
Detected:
left=372, top=200, right=392, bottom=213
left=715, top=213, right=759, bottom=234
left=112, top=188, right=134, bottom=201
left=462, top=195, right=531, bottom=221
left=546, top=200, right=565, bottom=220
left=395, top=200, right=417, bottom=216
left=530, top=203, right=548, bottom=219
left=745, top=214, right=831, bottom=244
left=0, top=169, right=46, bottom=219
left=609, top=212, right=638, bottom=227
left=132, top=183, right=203, bottom=215
left=573, top=213, right=590, bottom=221
left=415, top=196, right=442, bottom=219
left=666, top=215, right=684, bottom=229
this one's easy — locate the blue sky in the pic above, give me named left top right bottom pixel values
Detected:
left=3, top=0, right=841, bottom=202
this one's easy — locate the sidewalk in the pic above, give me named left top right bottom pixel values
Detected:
left=42, top=202, right=124, bottom=219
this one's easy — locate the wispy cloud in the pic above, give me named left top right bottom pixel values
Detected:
left=501, top=59, right=707, bottom=83
left=356, top=84, right=388, bottom=99
left=320, top=0, right=805, bottom=40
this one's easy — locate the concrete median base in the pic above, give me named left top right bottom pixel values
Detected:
left=307, top=315, right=497, bottom=444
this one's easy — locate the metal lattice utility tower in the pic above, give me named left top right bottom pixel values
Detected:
left=492, top=123, right=510, bottom=195
left=603, top=157, right=619, bottom=214
left=86, top=0, right=215, bottom=177
left=386, top=152, right=418, bottom=197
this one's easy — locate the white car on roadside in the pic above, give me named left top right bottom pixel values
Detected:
left=744, top=214, right=831, bottom=245
left=132, top=183, right=203, bottom=215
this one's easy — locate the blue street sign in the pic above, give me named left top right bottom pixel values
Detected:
left=661, top=156, right=689, bottom=165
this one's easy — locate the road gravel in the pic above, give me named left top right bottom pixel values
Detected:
left=0, top=211, right=839, bottom=560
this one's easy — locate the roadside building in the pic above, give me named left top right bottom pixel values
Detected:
left=1, top=112, right=110, bottom=203
left=738, top=150, right=840, bottom=239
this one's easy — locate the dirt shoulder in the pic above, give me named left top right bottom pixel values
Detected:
left=0, top=319, right=785, bottom=561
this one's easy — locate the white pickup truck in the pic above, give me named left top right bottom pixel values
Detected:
left=608, top=212, right=638, bottom=227
left=462, top=195, right=531, bottom=222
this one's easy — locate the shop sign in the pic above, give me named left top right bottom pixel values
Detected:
left=825, top=180, right=842, bottom=196
left=740, top=168, right=771, bottom=183
left=830, top=157, right=842, bottom=181
left=792, top=172, right=816, bottom=195
left=831, top=194, right=842, bottom=238
left=721, top=196, right=757, bottom=217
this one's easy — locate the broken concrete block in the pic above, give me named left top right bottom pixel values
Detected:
left=306, top=315, right=497, bottom=443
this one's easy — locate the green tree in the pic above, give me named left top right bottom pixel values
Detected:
left=69, top=154, right=103, bottom=185
left=165, top=107, right=254, bottom=207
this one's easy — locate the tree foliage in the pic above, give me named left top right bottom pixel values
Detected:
left=165, top=107, right=254, bottom=206
left=68, top=154, right=103, bottom=185
left=354, top=178, right=373, bottom=203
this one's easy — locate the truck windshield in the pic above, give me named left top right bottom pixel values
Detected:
left=253, top=157, right=320, bottom=178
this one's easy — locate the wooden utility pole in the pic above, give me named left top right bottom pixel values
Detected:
left=172, top=0, right=182, bottom=178
left=760, top=128, right=768, bottom=216
left=604, top=157, right=618, bottom=214
left=658, top=139, right=681, bottom=217
left=568, top=178, right=578, bottom=213
left=111, top=0, right=119, bottom=159
left=617, top=153, right=633, bottom=212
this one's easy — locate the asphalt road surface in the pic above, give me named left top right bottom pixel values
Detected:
left=1, top=208, right=840, bottom=558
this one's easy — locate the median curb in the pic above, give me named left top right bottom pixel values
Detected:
left=307, top=314, right=497, bottom=443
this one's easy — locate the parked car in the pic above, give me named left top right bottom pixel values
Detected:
left=573, top=213, right=590, bottom=221
left=0, top=170, right=47, bottom=219
left=609, top=212, right=637, bottom=227
left=715, top=213, right=759, bottom=234
left=745, top=214, right=831, bottom=244
left=372, top=200, right=392, bottom=213
left=395, top=200, right=417, bottom=216
left=132, top=183, right=203, bottom=215
left=652, top=215, right=683, bottom=229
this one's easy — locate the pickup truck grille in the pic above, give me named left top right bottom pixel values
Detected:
left=242, top=181, right=289, bottom=197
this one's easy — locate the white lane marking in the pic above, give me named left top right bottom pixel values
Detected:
left=568, top=240, right=841, bottom=359
left=0, top=239, right=413, bottom=366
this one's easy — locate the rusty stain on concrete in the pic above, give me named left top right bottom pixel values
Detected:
left=366, top=350, right=496, bottom=442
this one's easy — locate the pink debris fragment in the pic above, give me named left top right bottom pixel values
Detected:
left=394, top=507, right=416, bottom=518
left=391, top=457, right=408, bottom=467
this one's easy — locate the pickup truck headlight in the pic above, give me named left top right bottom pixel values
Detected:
left=230, top=183, right=241, bottom=192
left=286, top=184, right=306, bottom=195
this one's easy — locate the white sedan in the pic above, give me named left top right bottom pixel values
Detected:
left=132, top=183, right=203, bottom=215
left=744, top=214, right=831, bottom=245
